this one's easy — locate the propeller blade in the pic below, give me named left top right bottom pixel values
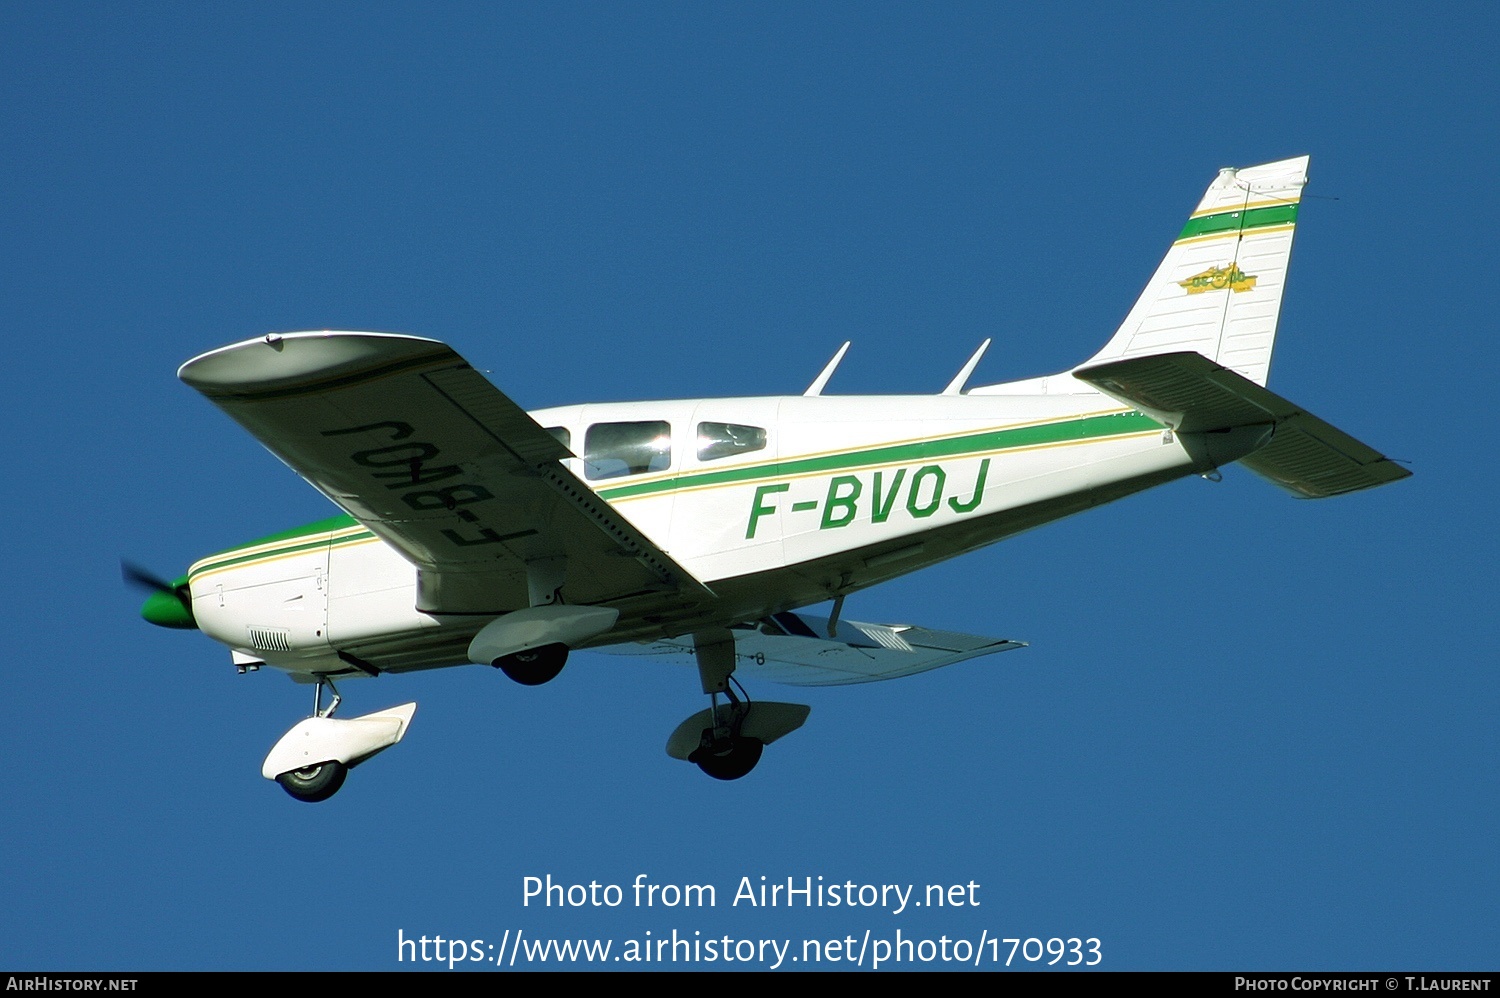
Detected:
left=121, top=560, right=180, bottom=596
left=123, top=559, right=197, bottom=629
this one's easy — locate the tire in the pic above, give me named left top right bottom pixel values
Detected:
left=276, top=760, right=348, bottom=803
left=691, top=736, right=763, bottom=781
left=494, top=643, right=569, bottom=686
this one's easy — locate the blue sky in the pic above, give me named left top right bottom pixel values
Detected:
left=2, top=3, right=1494, bottom=971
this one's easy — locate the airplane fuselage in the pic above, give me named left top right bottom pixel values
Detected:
left=186, top=385, right=1191, bottom=677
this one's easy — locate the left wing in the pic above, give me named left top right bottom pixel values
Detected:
left=180, top=331, right=713, bottom=616
left=597, top=611, right=1025, bottom=686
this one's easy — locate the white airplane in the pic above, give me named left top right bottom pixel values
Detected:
left=130, top=155, right=1408, bottom=802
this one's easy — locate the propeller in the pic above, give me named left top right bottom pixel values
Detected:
left=122, top=559, right=197, bottom=629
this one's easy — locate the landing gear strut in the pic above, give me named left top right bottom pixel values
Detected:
left=312, top=674, right=341, bottom=718
left=687, top=630, right=763, bottom=781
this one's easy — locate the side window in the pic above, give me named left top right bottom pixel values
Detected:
left=585, top=421, right=672, bottom=480
left=697, top=422, right=767, bottom=462
left=544, top=426, right=572, bottom=453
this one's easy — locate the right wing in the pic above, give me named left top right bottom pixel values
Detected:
left=179, top=331, right=713, bottom=615
left=597, top=611, right=1025, bottom=686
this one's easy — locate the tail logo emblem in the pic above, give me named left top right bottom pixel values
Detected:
left=1178, top=264, right=1257, bottom=294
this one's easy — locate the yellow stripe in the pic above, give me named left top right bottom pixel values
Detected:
left=1173, top=223, right=1296, bottom=247
left=611, top=427, right=1159, bottom=504
left=1189, top=196, right=1301, bottom=219
left=189, top=407, right=1147, bottom=572
left=190, top=533, right=382, bottom=582
left=190, top=525, right=369, bottom=574
left=584, top=406, right=1133, bottom=491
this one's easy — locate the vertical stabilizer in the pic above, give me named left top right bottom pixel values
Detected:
left=1078, top=156, right=1309, bottom=387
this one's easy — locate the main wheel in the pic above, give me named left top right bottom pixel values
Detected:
left=494, top=643, right=569, bottom=686
left=276, top=760, right=348, bottom=803
left=691, top=736, right=764, bottom=781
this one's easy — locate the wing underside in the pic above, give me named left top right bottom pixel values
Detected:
left=179, top=331, right=713, bottom=617
left=596, top=611, right=1025, bottom=686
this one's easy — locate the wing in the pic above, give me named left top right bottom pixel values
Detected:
left=179, top=331, right=713, bottom=617
left=596, top=611, right=1024, bottom=686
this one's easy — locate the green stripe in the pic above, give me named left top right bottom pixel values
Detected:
left=1177, top=202, right=1298, bottom=241
left=192, top=411, right=1161, bottom=577
left=598, top=411, right=1160, bottom=500
left=191, top=516, right=372, bottom=579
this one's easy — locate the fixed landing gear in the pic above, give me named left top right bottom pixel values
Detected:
left=492, top=642, right=569, bottom=686
left=665, top=628, right=809, bottom=781
left=692, top=630, right=761, bottom=781
left=271, top=677, right=348, bottom=803
left=261, top=677, right=418, bottom=803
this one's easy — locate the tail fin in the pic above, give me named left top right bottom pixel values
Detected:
left=1078, top=156, right=1309, bottom=387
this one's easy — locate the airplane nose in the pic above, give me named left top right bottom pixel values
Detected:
left=123, top=561, right=198, bottom=630
left=141, top=585, right=197, bottom=629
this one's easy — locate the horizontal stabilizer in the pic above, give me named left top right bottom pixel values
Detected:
left=597, top=612, right=1024, bottom=686
left=1074, top=351, right=1411, bottom=498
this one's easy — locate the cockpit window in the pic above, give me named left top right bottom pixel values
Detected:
left=585, top=421, right=672, bottom=480
left=544, top=426, right=571, bottom=452
left=696, top=422, right=767, bottom=462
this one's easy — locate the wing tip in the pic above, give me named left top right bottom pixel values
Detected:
left=179, top=331, right=456, bottom=399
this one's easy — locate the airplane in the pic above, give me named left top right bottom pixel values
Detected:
left=129, top=155, right=1409, bottom=802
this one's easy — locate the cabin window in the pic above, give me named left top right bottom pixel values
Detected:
left=585, top=421, right=672, bottom=480
left=544, top=426, right=572, bottom=453
left=696, top=422, right=767, bottom=462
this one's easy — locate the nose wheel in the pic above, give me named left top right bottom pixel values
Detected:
left=262, top=679, right=418, bottom=803
left=276, top=760, right=348, bottom=802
